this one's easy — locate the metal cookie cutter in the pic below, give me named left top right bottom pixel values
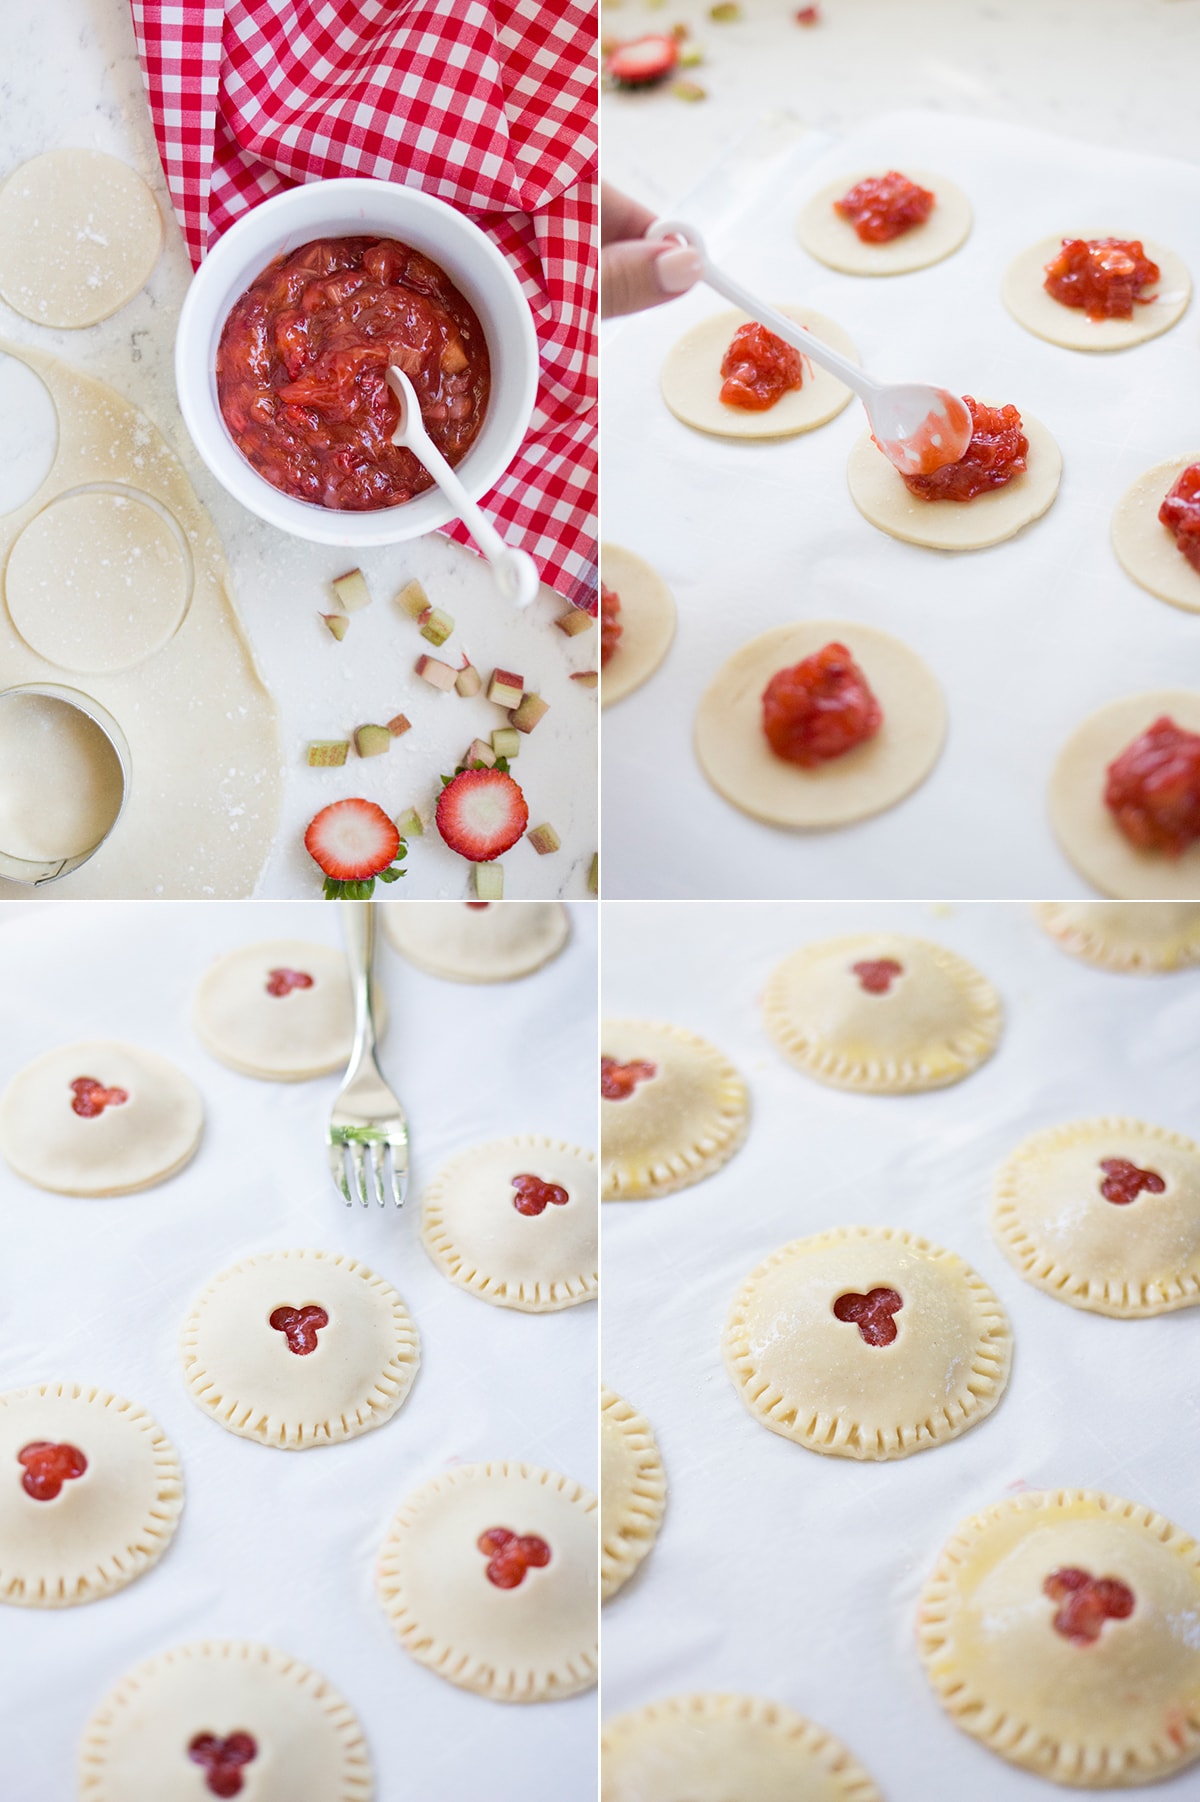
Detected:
left=0, top=683, right=131, bottom=885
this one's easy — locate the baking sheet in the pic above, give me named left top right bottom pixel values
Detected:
left=602, top=110, right=1200, bottom=898
left=0, top=900, right=597, bottom=1800
left=601, top=900, right=1200, bottom=1799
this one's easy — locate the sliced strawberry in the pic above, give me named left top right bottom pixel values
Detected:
left=436, top=768, right=528, bottom=863
left=608, top=33, right=679, bottom=86
left=304, top=798, right=406, bottom=899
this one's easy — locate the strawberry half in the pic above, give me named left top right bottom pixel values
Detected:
left=607, top=33, right=679, bottom=87
left=304, top=798, right=406, bottom=899
left=436, top=767, right=529, bottom=863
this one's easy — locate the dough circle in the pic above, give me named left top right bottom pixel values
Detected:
left=600, top=543, right=676, bottom=708
left=693, top=619, right=946, bottom=828
left=1048, top=690, right=1200, bottom=899
left=992, top=1117, right=1200, bottom=1317
left=0, top=1040, right=203, bottom=1196
left=1002, top=234, right=1192, bottom=352
left=380, top=900, right=568, bottom=982
left=1034, top=901, right=1200, bottom=973
left=602, top=1693, right=883, bottom=1802
left=661, top=306, right=858, bottom=439
left=600, top=1387, right=666, bottom=1604
left=846, top=413, right=1061, bottom=550
left=0, top=149, right=162, bottom=330
left=0, top=691, right=125, bottom=862
left=78, top=1640, right=373, bottom=1801
left=602, top=1018, right=749, bottom=1200
left=796, top=168, right=972, bottom=276
left=1111, top=454, right=1200, bottom=614
left=918, top=1489, right=1200, bottom=1789
left=0, top=1380, right=182, bottom=1608
left=179, top=1248, right=419, bottom=1449
left=724, top=1225, right=1011, bottom=1461
left=763, top=932, right=1002, bottom=1093
left=192, top=939, right=367, bottom=1080
left=377, top=1460, right=598, bottom=1702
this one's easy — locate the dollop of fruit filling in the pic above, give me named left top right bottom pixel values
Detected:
left=511, top=1174, right=570, bottom=1216
left=1099, top=1157, right=1166, bottom=1205
left=719, top=322, right=805, bottom=412
left=265, top=967, right=314, bottom=997
left=601, top=582, right=623, bottom=668
left=1159, top=464, right=1200, bottom=575
left=188, top=1732, right=258, bottom=1799
left=1105, top=716, right=1200, bottom=857
left=18, top=1440, right=87, bottom=1501
left=465, top=901, right=491, bottom=910
left=833, top=170, right=935, bottom=243
left=601, top=1056, right=658, bottom=1101
left=832, top=1287, right=903, bottom=1346
left=477, top=1527, right=552, bottom=1588
left=1043, top=1568, right=1134, bottom=1645
left=1043, top=237, right=1160, bottom=321
left=851, top=957, right=903, bottom=995
left=761, top=641, right=882, bottom=767
left=900, top=395, right=1028, bottom=502
left=269, top=1304, right=329, bottom=1355
left=69, top=1076, right=129, bottom=1118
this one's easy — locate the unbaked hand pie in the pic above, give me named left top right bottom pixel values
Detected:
left=78, top=1639, right=373, bottom=1800
left=601, top=1019, right=749, bottom=1200
left=601, top=1387, right=666, bottom=1604
left=762, top=932, right=1002, bottom=1093
left=1002, top=232, right=1191, bottom=351
left=421, top=1135, right=597, bottom=1312
left=992, top=1117, right=1200, bottom=1317
left=1112, top=455, right=1200, bottom=615
left=380, top=900, right=569, bottom=981
left=0, top=1380, right=182, bottom=1607
left=0, top=1040, right=203, bottom=1196
left=724, top=1226, right=1011, bottom=1460
left=1034, top=901, right=1200, bottom=973
left=660, top=306, right=858, bottom=439
left=601, top=544, right=676, bottom=708
left=796, top=166, right=972, bottom=277
left=602, top=1692, right=882, bottom=1801
left=918, top=1488, right=1200, bottom=1788
left=192, top=939, right=370, bottom=1080
left=180, top=1248, right=419, bottom=1448
left=377, top=1460, right=597, bottom=1702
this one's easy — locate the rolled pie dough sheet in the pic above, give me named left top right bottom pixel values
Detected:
left=0, top=149, right=161, bottom=329
left=846, top=413, right=1062, bottom=550
left=1034, top=900, right=1200, bottom=972
left=192, top=939, right=373, bottom=1080
left=1111, top=454, right=1200, bottom=614
left=377, top=1460, right=598, bottom=1703
left=600, top=543, right=676, bottom=709
left=0, top=1380, right=182, bottom=1608
left=796, top=169, right=972, bottom=277
left=1002, top=234, right=1192, bottom=351
left=1048, top=690, right=1200, bottom=899
left=693, top=619, right=946, bottom=829
left=0, top=1039, right=203, bottom=1196
left=600, top=1386, right=666, bottom=1605
left=601, top=1018, right=749, bottom=1201
left=660, top=306, right=858, bottom=439
left=78, top=1640, right=373, bottom=1801
left=380, top=900, right=568, bottom=982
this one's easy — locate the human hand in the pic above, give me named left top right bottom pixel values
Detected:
left=601, top=183, right=703, bottom=318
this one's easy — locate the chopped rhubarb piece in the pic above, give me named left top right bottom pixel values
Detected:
left=1159, top=465, right=1200, bottom=575
left=833, top=1286, right=903, bottom=1346
left=394, top=806, right=423, bottom=839
left=474, top=861, right=504, bottom=900
left=437, top=767, right=528, bottom=861
left=354, top=723, right=392, bottom=758
left=455, top=663, right=482, bottom=697
left=607, top=32, right=678, bottom=86
left=527, top=823, right=561, bottom=855
left=601, top=582, right=623, bottom=668
left=416, top=654, right=458, bottom=692
left=265, top=968, right=314, bottom=997
left=1105, top=716, right=1200, bottom=857
left=1099, top=1157, right=1166, bottom=1205
left=512, top=1173, right=570, bottom=1215
left=18, top=1440, right=87, bottom=1501
left=796, top=4, right=820, bottom=21
left=678, top=45, right=705, bottom=68
left=304, top=797, right=406, bottom=898
left=269, top=1303, right=328, bottom=1354
left=491, top=727, right=521, bottom=759
left=570, top=671, right=599, bottom=688
left=901, top=395, right=1027, bottom=502
left=761, top=641, right=882, bottom=767
left=477, top=1526, right=552, bottom=1588
left=320, top=612, right=349, bottom=641
left=672, top=79, right=707, bottom=101
left=396, top=579, right=429, bottom=620
left=834, top=171, right=935, bottom=244
left=331, top=569, right=372, bottom=613
left=1044, top=1568, right=1134, bottom=1645
left=488, top=668, right=525, bottom=709
left=588, top=852, right=598, bottom=895
left=601, top=1056, right=657, bottom=1100
left=418, top=606, right=454, bottom=647
left=1043, top=238, right=1160, bottom=321
left=467, top=737, right=497, bottom=768
left=307, top=740, right=349, bottom=767
left=70, top=1077, right=129, bottom=1118
left=387, top=714, right=412, bottom=738
left=719, top=322, right=804, bottom=412
left=511, top=692, right=550, bottom=734
left=710, top=2, right=741, bottom=18
left=555, top=606, right=594, bottom=638
left=188, top=1732, right=258, bottom=1798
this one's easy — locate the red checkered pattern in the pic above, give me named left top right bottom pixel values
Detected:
left=129, top=0, right=597, bottom=605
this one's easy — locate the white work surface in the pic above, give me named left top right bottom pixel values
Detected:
left=601, top=900, right=1200, bottom=1799
left=0, top=900, right=597, bottom=1800
left=0, top=0, right=596, bottom=901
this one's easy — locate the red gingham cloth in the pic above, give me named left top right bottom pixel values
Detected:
left=129, top=0, right=597, bottom=607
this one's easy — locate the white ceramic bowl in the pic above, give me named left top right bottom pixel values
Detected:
left=175, top=178, right=539, bottom=546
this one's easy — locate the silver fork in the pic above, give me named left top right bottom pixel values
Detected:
left=327, top=900, right=409, bottom=1207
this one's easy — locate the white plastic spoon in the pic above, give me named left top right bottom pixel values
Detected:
left=385, top=365, right=540, bottom=607
left=647, top=218, right=973, bottom=476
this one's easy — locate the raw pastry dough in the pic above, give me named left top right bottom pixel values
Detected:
left=762, top=932, right=1002, bottom=1093
left=0, top=1039, right=203, bottom=1196
left=0, top=150, right=161, bottom=329
left=992, top=1117, right=1200, bottom=1317
left=377, top=1460, right=598, bottom=1702
left=1002, top=234, right=1191, bottom=351
left=723, top=1225, right=1011, bottom=1461
left=192, top=939, right=367, bottom=1080
left=602, top=1693, right=883, bottom=1802
left=693, top=620, right=946, bottom=828
left=380, top=900, right=568, bottom=981
left=1048, top=690, right=1200, bottom=899
left=0, top=690, right=125, bottom=862
left=1111, top=454, right=1200, bottom=614
left=600, top=1387, right=666, bottom=1603
left=1034, top=901, right=1200, bottom=972
left=180, top=1248, right=419, bottom=1449
left=796, top=169, right=972, bottom=277
left=0, top=1380, right=182, bottom=1608
left=846, top=413, right=1061, bottom=549
left=421, top=1135, right=597, bottom=1312
left=918, top=1489, right=1200, bottom=1789
left=660, top=306, right=858, bottom=440
left=600, top=543, right=676, bottom=708
left=601, top=1019, right=749, bottom=1200
left=78, top=1640, right=373, bottom=1801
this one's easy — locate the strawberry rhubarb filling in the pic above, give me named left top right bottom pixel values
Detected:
left=69, top=1076, right=128, bottom=1117
left=18, top=1440, right=87, bottom=1501
left=477, top=1527, right=552, bottom=1588
left=834, top=171, right=934, bottom=243
left=189, top=1732, right=258, bottom=1798
left=1159, top=465, right=1200, bottom=574
left=900, top=396, right=1027, bottom=502
left=833, top=1287, right=903, bottom=1346
left=719, top=322, right=804, bottom=411
left=511, top=1174, right=570, bottom=1215
left=1105, top=716, right=1200, bottom=857
left=1043, top=1568, right=1134, bottom=1644
left=601, top=1056, right=657, bottom=1100
left=851, top=958, right=903, bottom=994
left=1098, top=1157, right=1165, bottom=1205
left=601, top=582, right=623, bottom=667
left=265, top=968, right=314, bottom=997
left=761, top=641, right=882, bottom=766
left=1043, top=238, right=1160, bottom=320
left=269, top=1304, right=329, bottom=1354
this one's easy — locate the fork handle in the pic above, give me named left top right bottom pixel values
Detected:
left=339, top=899, right=378, bottom=1075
